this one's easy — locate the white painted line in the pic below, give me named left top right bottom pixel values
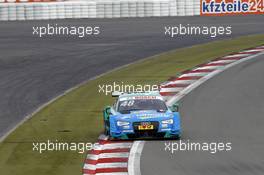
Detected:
left=240, top=49, right=264, bottom=53
left=223, top=54, right=249, bottom=58
left=93, top=144, right=104, bottom=151
left=83, top=164, right=96, bottom=170
left=169, top=80, right=197, bottom=84
left=102, top=143, right=133, bottom=149
left=94, top=143, right=132, bottom=151
left=84, top=47, right=264, bottom=175
left=193, top=66, right=219, bottom=70
left=96, top=162, right=127, bottom=169
left=207, top=59, right=235, bottom=64
left=167, top=51, right=264, bottom=105
left=84, top=162, right=127, bottom=170
left=128, top=141, right=145, bottom=175
left=179, top=72, right=209, bottom=77
left=87, top=152, right=130, bottom=160
left=95, top=173, right=129, bottom=175
left=127, top=47, right=264, bottom=175
left=86, top=154, right=100, bottom=160
left=160, top=87, right=185, bottom=92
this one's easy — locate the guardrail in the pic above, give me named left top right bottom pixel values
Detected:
left=0, top=0, right=200, bottom=21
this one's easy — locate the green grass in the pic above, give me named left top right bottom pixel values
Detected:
left=1, top=34, right=264, bottom=175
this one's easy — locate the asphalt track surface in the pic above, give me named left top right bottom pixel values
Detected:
left=141, top=54, right=264, bottom=175
left=1, top=15, right=264, bottom=139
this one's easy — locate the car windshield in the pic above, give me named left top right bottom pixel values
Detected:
left=117, top=99, right=167, bottom=114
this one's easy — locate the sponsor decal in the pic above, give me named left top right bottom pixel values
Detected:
left=119, top=95, right=163, bottom=101
left=134, top=96, right=157, bottom=100
left=201, top=0, right=264, bottom=15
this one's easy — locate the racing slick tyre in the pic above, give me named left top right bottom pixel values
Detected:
left=169, top=134, right=181, bottom=140
left=104, top=121, right=110, bottom=136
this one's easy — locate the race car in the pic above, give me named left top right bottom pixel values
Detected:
left=103, top=91, right=181, bottom=140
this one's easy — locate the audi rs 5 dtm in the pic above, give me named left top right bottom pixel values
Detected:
left=103, top=91, right=181, bottom=140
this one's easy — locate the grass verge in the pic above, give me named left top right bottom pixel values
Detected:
left=0, top=34, right=264, bottom=175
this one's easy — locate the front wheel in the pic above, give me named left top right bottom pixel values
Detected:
left=104, top=120, right=110, bottom=136
left=173, top=134, right=181, bottom=140
left=167, top=134, right=181, bottom=140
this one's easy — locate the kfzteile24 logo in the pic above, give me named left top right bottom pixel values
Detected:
left=201, top=0, right=264, bottom=15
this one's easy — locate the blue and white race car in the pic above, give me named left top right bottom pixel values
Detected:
left=103, top=91, right=181, bottom=140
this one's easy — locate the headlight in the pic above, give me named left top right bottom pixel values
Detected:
left=162, top=119, right=173, bottom=124
left=117, top=121, right=130, bottom=126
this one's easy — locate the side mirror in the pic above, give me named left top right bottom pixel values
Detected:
left=106, top=107, right=112, bottom=115
left=103, top=106, right=112, bottom=120
left=170, top=103, right=179, bottom=112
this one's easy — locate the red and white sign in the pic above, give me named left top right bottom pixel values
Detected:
left=201, top=0, right=264, bottom=16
